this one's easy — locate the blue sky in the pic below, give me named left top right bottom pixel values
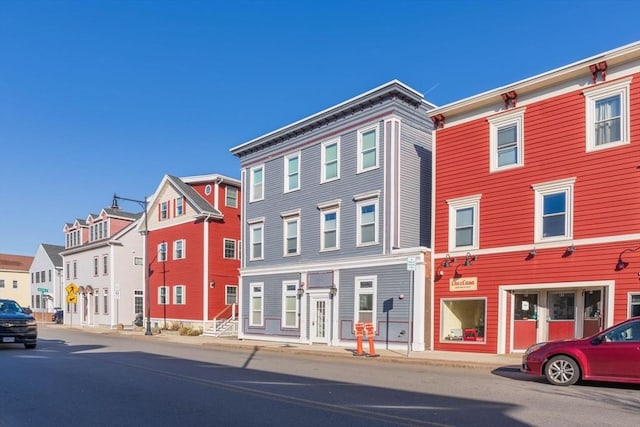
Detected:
left=1, top=0, right=639, bottom=256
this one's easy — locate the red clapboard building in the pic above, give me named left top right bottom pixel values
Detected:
left=428, top=42, right=640, bottom=354
left=145, top=174, right=241, bottom=331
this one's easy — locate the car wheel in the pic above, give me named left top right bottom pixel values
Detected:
left=544, top=355, right=580, bottom=386
left=24, top=343, right=37, bottom=349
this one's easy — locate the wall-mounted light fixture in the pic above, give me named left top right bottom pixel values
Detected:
left=565, top=244, right=576, bottom=256
left=529, top=247, right=537, bottom=258
left=443, top=254, right=455, bottom=267
left=589, top=61, right=608, bottom=83
left=464, top=252, right=477, bottom=266
left=615, top=246, right=640, bottom=271
left=329, top=285, right=337, bottom=297
left=297, top=286, right=305, bottom=297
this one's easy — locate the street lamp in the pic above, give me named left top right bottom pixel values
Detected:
left=111, top=193, right=152, bottom=336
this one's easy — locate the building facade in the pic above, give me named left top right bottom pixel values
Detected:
left=231, top=80, right=434, bottom=351
left=29, top=243, right=64, bottom=316
left=60, top=208, right=143, bottom=328
left=0, top=253, right=34, bottom=307
left=429, top=41, right=640, bottom=354
left=144, top=174, right=241, bottom=331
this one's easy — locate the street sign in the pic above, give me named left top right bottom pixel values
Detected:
left=65, top=282, right=79, bottom=294
left=37, top=287, right=48, bottom=293
left=407, top=256, right=416, bottom=271
left=66, top=293, right=78, bottom=304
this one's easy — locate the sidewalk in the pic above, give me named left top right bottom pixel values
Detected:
left=45, top=323, right=522, bottom=370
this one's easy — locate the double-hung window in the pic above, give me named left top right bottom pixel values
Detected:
left=250, top=165, right=264, bottom=202
left=629, top=294, right=640, bottom=317
left=321, top=139, right=340, bottom=182
left=282, top=280, right=299, bottom=328
left=318, top=200, right=340, bottom=251
left=174, top=240, right=185, bottom=259
left=355, top=192, right=380, bottom=246
left=93, top=257, right=99, bottom=276
left=225, top=285, right=238, bottom=305
left=175, top=196, right=184, bottom=216
left=357, top=125, right=379, bottom=172
left=584, top=78, right=631, bottom=151
left=354, top=276, right=376, bottom=323
left=249, top=220, right=264, bottom=260
left=250, top=283, right=264, bottom=327
left=282, top=211, right=300, bottom=256
left=103, top=289, right=109, bottom=314
left=284, top=153, right=300, bottom=192
left=103, top=255, right=108, bottom=275
left=226, top=186, right=238, bottom=208
left=447, top=195, right=481, bottom=251
left=158, top=242, right=168, bottom=262
left=160, top=201, right=168, bottom=220
left=173, top=285, right=185, bottom=304
left=158, top=286, right=168, bottom=305
left=532, top=178, right=575, bottom=242
left=489, top=109, right=524, bottom=172
left=223, top=238, right=236, bottom=259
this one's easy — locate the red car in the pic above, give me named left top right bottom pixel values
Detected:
left=521, top=317, right=640, bottom=386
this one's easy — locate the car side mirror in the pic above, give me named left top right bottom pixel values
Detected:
left=23, top=308, right=32, bottom=314
left=591, top=336, right=603, bottom=345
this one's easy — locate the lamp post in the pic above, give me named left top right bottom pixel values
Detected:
left=112, top=193, right=152, bottom=336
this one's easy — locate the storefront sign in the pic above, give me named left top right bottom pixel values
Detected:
left=449, top=277, right=478, bottom=292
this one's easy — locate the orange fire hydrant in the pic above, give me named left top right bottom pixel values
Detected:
left=364, top=322, right=379, bottom=357
left=354, top=322, right=365, bottom=356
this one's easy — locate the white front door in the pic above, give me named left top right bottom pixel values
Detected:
left=310, top=297, right=330, bottom=344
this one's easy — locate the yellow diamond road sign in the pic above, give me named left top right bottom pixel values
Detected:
left=66, top=293, right=78, bottom=304
left=65, top=282, right=79, bottom=294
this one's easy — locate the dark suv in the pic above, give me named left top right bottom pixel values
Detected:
left=0, top=299, right=38, bottom=349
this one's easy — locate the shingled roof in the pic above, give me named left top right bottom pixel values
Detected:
left=0, top=253, right=34, bottom=272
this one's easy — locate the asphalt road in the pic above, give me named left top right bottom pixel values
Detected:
left=0, top=328, right=638, bottom=427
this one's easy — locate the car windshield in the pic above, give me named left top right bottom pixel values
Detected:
left=0, top=301, right=21, bottom=313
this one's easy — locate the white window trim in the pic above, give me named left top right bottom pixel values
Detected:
left=173, top=285, right=186, bottom=305
left=532, top=177, right=576, bottom=243
left=488, top=108, right=525, bottom=172
left=160, top=201, right=169, bottom=220
left=225, top=186, right=238, bottom=208
left=175, top=196, right=184, bottom=216
left=284, top=152, right=301, bottom=193
left=158, top=242, right=167, bottom=262
left=320, top=206, right=340, bottom=252
left=440, top=297, right=487, bottom=343
left=282, top=215, right=301, bottom=256
left=223, top=238, right=236, bottom=259
left=356, top=198, right=379, bottom=247
left=225, top=285, right=238, bottom=305
left=158, top=286, right=169, bottom=305
left=173, top=239, right=186, bottom=260
left=447, top=194, right=481, bottom=252
left=321, top=138, right=340, bottom=183
left=628, top=293, right=640, bottom=318
left=249, top=221, right=264, bottom=261
left=357, top=124, right=379, bottom=173
left=249, top=282, right=264, bottom=327
left=354, top=276, right=377, bottom=324
left=249, top=165, right=265, bottom=202
left=281, top=280, right=300, bottom=329
left=583, top=77, right=632, bottom=152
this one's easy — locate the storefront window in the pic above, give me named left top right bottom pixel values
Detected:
left=441, top=298, right=486, bottom=342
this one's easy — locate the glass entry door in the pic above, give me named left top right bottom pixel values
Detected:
left=513, top=293, right=538, bottom=351
left=582, top=289, right=602, bottom=337
left=548, top=292, right=576, bottom=341
left=310, top=297, right=329, bottom=344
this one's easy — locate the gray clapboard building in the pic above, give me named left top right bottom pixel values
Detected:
left=230, top=80, right=435, bottom=351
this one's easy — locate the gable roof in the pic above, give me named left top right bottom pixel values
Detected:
left=41, top=244, right=64, bottom=268
left=147, top=174, right=223, bottom=219
left=0, top=254, right=34, bottom=272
